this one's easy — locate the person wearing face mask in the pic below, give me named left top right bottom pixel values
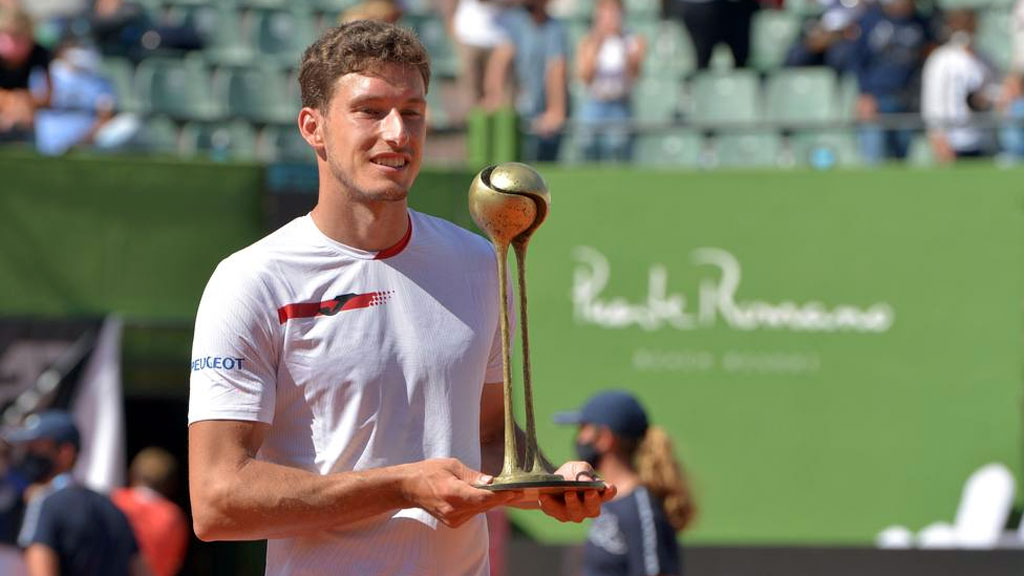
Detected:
left=555, top=391, right=696, bottom=576
left=4, top=410, right=149, bottom=576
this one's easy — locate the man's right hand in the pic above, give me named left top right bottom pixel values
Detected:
left=401, top=458, right=517, bottom=528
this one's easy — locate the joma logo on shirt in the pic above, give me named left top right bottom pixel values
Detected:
left=277, top=291, right=395, bottom=324
left=192, top=356, right=245, bottom=371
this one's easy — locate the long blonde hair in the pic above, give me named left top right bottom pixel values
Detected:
left=632, top=426, right=697, bottom=532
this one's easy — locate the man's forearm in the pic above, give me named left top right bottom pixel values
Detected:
left=193, top=456, right=415, bottom=541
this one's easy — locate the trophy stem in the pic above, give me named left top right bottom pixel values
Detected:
left=513, top=239, right=549, bottom=475
left=494, top=241, right=520, bottom=480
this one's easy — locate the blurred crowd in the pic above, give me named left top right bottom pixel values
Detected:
left=1, top=0, right=1022, bottom=165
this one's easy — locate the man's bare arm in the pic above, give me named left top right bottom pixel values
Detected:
left=189, top=419, right=514, bottom=541
left=24, top=544, right=59, bottom=576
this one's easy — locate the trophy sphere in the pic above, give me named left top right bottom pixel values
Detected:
left=468, top=163, right=551, bottom=245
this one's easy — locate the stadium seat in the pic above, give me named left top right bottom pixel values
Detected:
left=976, top=9, right=1012, bottom=72
left=625, top=0, right=660, bottom=18
left=643, top=20, right=695, bottom=80
left=262, top=124, right=314, bottom=163
left=907, top=134, right=936, bottom=166
left=425, top=79, right=452, bottom=130
left=633, top=129, right=703, bottom=168
left=99, top=57, right=140, bottom=114
left=764, top=67, right=838, bottom=125
left=166, top=4, right=252, bottom=65
left=712, top=131, right=782, bottom=167
left=134, top=57, right=220, bottom=119
left=837, top=73, right=858, bottom=120
left=249, top=7, right=317, bottom=65
left=750, top=10, right=802, bottom=70
left=632, top=78, right=681, bottom=123
left=182, top=121, right=259, bottom=161
left=214, top=65, right=295, bottom=123
left=688, top=70, right=760, bottom=126
left=140, top=116, right=181, bottom=155
left=404, top=14, right=458, bottom=78
left=790, top=130, right=861, bottom=167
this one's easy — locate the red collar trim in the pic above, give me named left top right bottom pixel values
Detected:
left=374, top=215, right=412, bottom=260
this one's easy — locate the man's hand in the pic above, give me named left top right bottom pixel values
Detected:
left=537, top=461, right=617, bottom=523
left=855, top=94, right=878, bottom=121
left=403, top=458, right=518, bottom=528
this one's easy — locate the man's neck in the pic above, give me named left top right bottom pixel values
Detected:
left=311, top=183, right=409, bottom=252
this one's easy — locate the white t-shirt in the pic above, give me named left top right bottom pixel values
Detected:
left=921, top=42, right=994, bottom=152
left=189, top=209, right=503, bottom=576
left=587, top=33, right=640, bottom=102
left=453, top=0, right=507, bottom=49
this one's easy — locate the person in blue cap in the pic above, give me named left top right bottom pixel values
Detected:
left=4, top=410, right=147, bottom=576
left=555, top=391, right=696, bottom=576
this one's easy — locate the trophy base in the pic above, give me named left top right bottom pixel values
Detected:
left=482, top=479, right=606, bottom=494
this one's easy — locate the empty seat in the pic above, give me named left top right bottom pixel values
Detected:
left=249, top=7, right=317, bottom=65
left=712, top=131, right=782, bottom=167
left=764, top=67, right=838, bottom=125
left=134, top=57, right=219, bottom=119
left=167, top=4, right=252, bottom=65
left=214, top=65, right=295, bottom=123
left=976, top=9, right=1012, bottom=72
left=182, top=120, right=259, bottom=161
left=688, top=70, right=760, bottom=126
left=140, top=116, right=181, bottom=155
left=632, top=78, right=681, bottom=123
left=404, top=14, right=458, bottom=78
left=99, top=57, right=140, bottom=114
left=633, top=129, right=703, bottom=167
left=750, top=10, right=802, bottom=70
left=791, top=130, right=860, bottom=167
left=262, top=124, right=313, bottom=163
left=642, top=20, right=695, bottom=80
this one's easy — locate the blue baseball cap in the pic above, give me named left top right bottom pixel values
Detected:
left=3, top=410, right=81, bottom=450
left=553, top=390, right=649, bottom=439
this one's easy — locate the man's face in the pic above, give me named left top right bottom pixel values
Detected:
left=0, top=30, right=33, bottom=65
left=318, top=63, right=426, bottom=204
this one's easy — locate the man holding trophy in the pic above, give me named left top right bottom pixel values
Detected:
left=187, top=20, right=613, bottom=575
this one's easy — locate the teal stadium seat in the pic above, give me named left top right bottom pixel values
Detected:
left=99, top=57, right=140, bottom=114
left=167, top=4, right=252, bottom=65
left=632, top=78, right=681, bottom=123
left=750, top=10, right=802, bottom=70
left=262, top=124, right=314, bottom=162
left=713, top=132, right=782, bottom=167
left=249, top=7, right=317, bottom=65
left=214, top=65, right=295, bottom=123
left=642, top=21, right=695, bottom=80
left=141, top=116, right=181, bottom=155
left=791, top=130, right=861, bottom=167
left=633, top=129, right=703, bottom=168
left=689, top=70, right=760, bottom=126
left=977, top=9, right=1012, bottom=72
left=764, top=67, right=838, bottom=126
left=404, top=15, right=458, bottom=78
left=182, top=120, right=259, bottom=161
left=134, top=57, right=219, bottom=119
left=625, top=0, right=660, bottom=18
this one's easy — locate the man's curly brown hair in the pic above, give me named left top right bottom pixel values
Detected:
left=299, top=20, right=431, bottom=111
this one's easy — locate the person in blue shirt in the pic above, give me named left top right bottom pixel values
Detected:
left=5, top=410, right=147, bottom=576
left=556, top=391, right=696, bottom=576
left=485, top=0, right=568, bottom=162
left=850, top=0, right=935, bottom=163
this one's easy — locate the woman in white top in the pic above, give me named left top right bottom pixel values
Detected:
left=575, top=0, right=645, bottom=162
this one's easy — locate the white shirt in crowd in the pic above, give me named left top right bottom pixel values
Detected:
left=588, top=33, right=642, bottom=102
left=189, top=210, right=503, bottom=576
left=921, top=39, right=996, bottom=153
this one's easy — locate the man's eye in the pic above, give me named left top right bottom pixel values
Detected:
left=402, top=109, right=424, bottom=118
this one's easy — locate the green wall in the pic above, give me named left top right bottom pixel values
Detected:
left=1, top=155, right=1021, bottom=545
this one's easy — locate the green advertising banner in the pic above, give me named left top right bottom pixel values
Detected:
left=510, top=167, right=1024, bottom=545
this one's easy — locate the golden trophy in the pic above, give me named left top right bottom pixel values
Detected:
left=469, top=163, right=604, bottom=494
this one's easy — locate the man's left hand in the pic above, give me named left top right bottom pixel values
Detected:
left=537, top=461, right=617, bottom=523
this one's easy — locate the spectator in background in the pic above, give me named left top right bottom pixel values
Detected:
left=921, top=9, right=998, bottom=162
left=662, top=0, right=758, bottom=70
left=998, top=0, right=1024, bottom=159
left=576, top=0, right=645, bottom=162
left=84, top=0, right=200, bottom=60
left=784, top=2, right=861, bottom=75
left=34, top=36, right=139, bottom=156
left=0, top=7, right=51, bottom=142
left=485, top=0, right=569, bottom=162
left=4, top=410, right=147, bottom=576
left=555, top=391, right=696, bottom=576
left=445, top=0, right=512, bottom=113
left=0, top=442, right=27, bottom=576
left=112, top=448, right=187, bottom=576
left=850, top=0, right=934, bottom=163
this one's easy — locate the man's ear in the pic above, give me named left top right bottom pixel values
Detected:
left=298, top=107, right=324, bottom=149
